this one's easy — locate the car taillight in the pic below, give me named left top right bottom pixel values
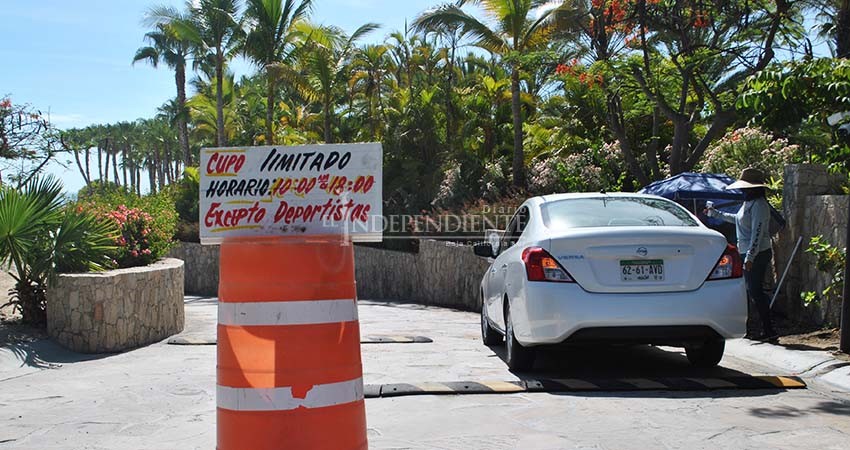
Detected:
left=707, top=244, right=743, bottom=280
left=522, top=247, right=575, bottom=282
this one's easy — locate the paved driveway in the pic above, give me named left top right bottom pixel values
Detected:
left=1, top=298, right=849, bottom=449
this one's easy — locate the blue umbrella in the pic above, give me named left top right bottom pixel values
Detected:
left=638, top=172, right=744, bottom=226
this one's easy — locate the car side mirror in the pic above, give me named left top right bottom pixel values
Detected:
left=473, top=243, right=495, bottom=258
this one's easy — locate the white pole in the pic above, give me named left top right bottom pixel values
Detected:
left=770, top=236, right=804, bottom=310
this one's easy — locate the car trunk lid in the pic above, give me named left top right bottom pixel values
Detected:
left=547, top=227, right=728, bottom=293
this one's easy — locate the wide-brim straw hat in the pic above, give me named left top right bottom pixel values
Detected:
left=726, top=168, right=768, bottom=190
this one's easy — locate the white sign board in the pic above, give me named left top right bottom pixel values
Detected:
left=200, top=143, right=382, bottom=244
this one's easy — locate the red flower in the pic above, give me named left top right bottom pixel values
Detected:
left=0, top=99, right=11, bottom=109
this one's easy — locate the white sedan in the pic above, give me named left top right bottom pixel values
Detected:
left=475, top=193, right=747, bottom=370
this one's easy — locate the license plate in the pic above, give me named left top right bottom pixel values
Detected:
left=620, top=259, right=664, bottom=282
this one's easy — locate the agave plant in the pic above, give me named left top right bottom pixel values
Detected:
left=0, top=176, right=118, bottom=325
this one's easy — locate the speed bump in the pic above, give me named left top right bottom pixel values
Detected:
left=360, top=335, right=433, bottom=344
left=378, top=381, right=525, bottom=397
left=364, top=376, right=806, bottom=398
left=167, top=335, right=434, bottom=345
left=167, top=336, right=216, bottom=345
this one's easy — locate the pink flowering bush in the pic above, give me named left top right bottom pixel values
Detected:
left=700, top=127, right=800, bottom=180
left=106, top=205, right=157, bottom=268
left=77, top=186, right=177, bottom=269
left=528, top=141, right=626, bottom=195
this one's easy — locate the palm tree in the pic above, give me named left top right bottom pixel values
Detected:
left=188, top=0, right=243, bottom=147
left=349, top=44, right=393, bottom=141
left=134, top=5, right=194, bottom=167
left=302, top=23, right=379, bottom=143
left=415, top=0, right=567, bottom=189
left=243, top=0, right=316, bottom=145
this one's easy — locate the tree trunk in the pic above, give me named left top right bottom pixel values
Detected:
left=148, top=162, right=157, bottom=195
left=216, top=48, right=226, bottom=147
left=445, top=44, right=456, bottom=156
left=324, top=96, right=333, bottom=144
left=112, top=143, right=120, bottom=187
left=155, top=143, right=163, bottom=192
left=266, top=73, right=276, bottom=145
left=838, top=0, right=850, bottom=58
left=669, top=119, right=690, bottom=175
left=102, top=147, right=110, bottom=184
left=510, top=66, right=526, bottom=189
left=129, top=161, right=136, bottom=193
left=97, top=143, right=103, bottom=182
left=84, top=146, right=91, bottom=184
left=122, top=144, right=128, bottom=189
left=606, top=92, right=650, bottom=186
left=136, top=167, right=141, bottom=196
left=165, top=142, right=172, bottom=185
left=176, top=61, right=191, bottom=166
left=73, top=149, right=90, bottom=185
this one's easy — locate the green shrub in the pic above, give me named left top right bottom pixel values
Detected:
left=700, top=127, right=800, bottom=181
left=169, top=167, right=201, bottom=242
left=0, top=176, right=118, bottom=325
left=802, top=235, right=845, bottom=308
left=173, top=167, right=200, bottom=223
left=77, top=188, right=177, bottom=267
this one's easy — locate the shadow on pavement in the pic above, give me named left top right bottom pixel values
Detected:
left=487, top=343, right=788, bottom=399
left=0, top=324, right=111, bottom=370
left=749, top=400, right=850, bottom=418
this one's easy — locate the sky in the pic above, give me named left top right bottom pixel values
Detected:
left=0, top=0, right=441, bottom=193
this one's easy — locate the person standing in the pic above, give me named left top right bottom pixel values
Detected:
left=706, top=168, right=777, bottom=341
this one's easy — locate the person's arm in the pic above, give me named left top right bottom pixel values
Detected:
left=745, top=200, right=770, bottom=265
left=706, top=206, right=737, bottom=224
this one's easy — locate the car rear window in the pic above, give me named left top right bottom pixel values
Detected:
left=542, top=197, right=699, bottom=229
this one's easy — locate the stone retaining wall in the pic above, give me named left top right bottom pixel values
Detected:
left=773, top=164, right=846, bottom=326
left=168, top=242, right=219, bottom=296
left=354, top=240, right=490, bottom=312
left=170, top=240, right=489, bottom=312
left=798, top=195, right=847, bottom=325
left=47, top=258, right=185, bottom=353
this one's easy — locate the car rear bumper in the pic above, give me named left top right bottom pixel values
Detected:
left=510, top=279, right=747, bottom=347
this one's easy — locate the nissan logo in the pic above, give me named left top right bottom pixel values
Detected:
left=636, top=247, right=648, bottom=257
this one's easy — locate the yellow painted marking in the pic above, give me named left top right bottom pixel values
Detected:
left=415, top=382, right=453, bottom=393
left=211, top=226, right=263, bottom=233
left=757, top=376, right=806, bottom=389
left=226, top=200, right=257, bottom=205
left=552, top=379, right=599, bottom=390
left=621, top=378, right=668, bottom=390
left=687, top=378, right=738, bottom=389
left=204, top=149, right=245, bottom=153
left=479, top=381, right=524, bottom=392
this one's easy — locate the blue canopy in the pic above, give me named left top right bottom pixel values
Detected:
left=639, top=172, right=744, bottom=201
left=639, top=172, right=744, bottom=227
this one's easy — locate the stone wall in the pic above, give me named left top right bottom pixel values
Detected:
left=47, top=258, right=185, bottom=353
left=775, top=164, right=846, bottom=326
left=170, top=240, right=489, bottom=311
left=797, top=195, right=847, bottom=325
left=168, top=242, right=219, bottom=296
left=354, top=240, right=491, bottom=312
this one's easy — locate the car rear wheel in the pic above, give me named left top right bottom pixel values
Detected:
left=481, top=297, right=502, bottom=346
left=505, top=302, right=535, bottom=371
left=685, top=339, right=725, bottom=368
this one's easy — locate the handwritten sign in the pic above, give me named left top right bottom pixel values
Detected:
left=200, top=143, right=383, bottom=244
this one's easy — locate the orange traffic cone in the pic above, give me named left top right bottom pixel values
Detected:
left=217, top=236, right=367, bottom=450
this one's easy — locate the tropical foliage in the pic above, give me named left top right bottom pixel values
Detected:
left=5, top=0, right=850, bottom=225
left=0, top=176, right=118, bottom=325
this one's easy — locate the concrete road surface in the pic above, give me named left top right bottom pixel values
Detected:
left=1, top=297, right=849, bottom=449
